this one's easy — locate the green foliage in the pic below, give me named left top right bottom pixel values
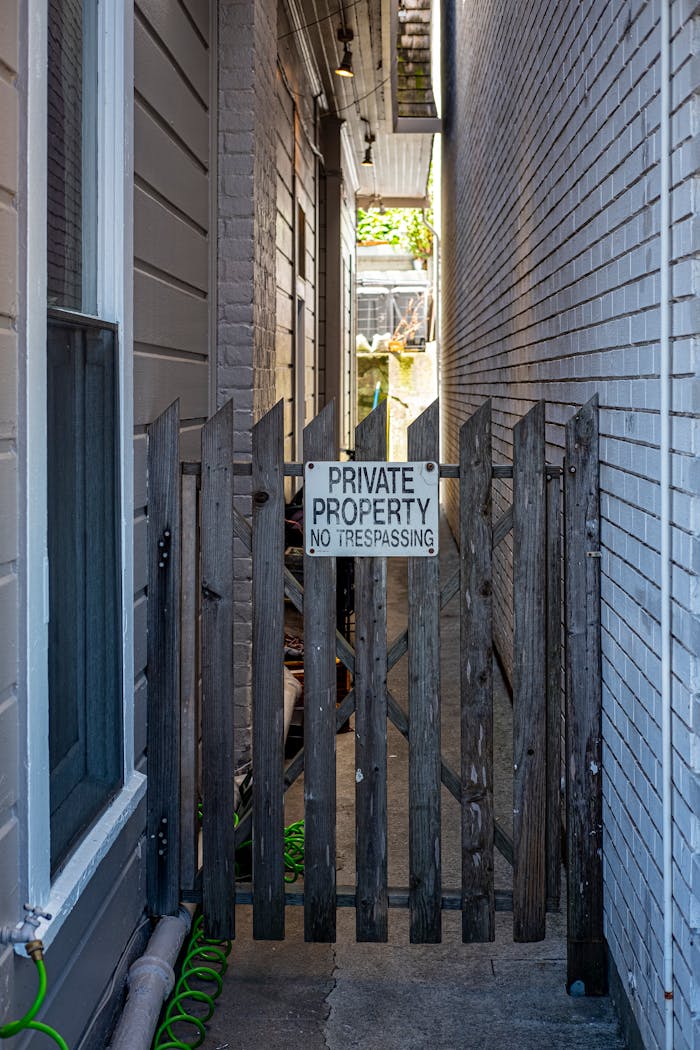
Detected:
left=356, top=208, right=403, bottom=247
left=357, top=205, right=434, bottom=259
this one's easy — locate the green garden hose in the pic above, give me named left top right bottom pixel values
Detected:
left=152, top=915, right=231, bottom=1050
left=153, top=819, right=305, bottom=1048
left=0, top=948, right=69, bottom=1049
left=281, top=819, right=304, bottom=882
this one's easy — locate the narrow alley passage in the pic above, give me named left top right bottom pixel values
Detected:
left=200, top=517, right=625, bottom=1050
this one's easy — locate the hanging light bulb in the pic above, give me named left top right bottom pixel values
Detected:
left=336, top=44, right=354, bottom=77
left=335, top=28, right=354, bottom=77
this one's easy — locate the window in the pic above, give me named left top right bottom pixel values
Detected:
left=21, top=0, right=139, bottom=941
left=47, top=313, right=122, bottom=873
left=46, top=0, right=124, bottom=875
left=297, top=204, right=307, bottom=282
left=356, top=286, right=429, bottom=348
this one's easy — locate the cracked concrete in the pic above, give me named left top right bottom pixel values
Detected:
left=201, top=518, right=625, bottom=1050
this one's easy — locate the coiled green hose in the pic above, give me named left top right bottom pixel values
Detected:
left=153, top=819, right=305, bottom=1049
left=152, top=915, right=231, bottom=1050
left=0, top=954, right=69, bottom=1049
left=281, top=819, right=304, bottom=882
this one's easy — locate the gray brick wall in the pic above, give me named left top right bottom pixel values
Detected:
left=440, top=0, right=700, bottom=1047
left=219, top=0, right=328, bottom=763
left=218, top=0, right=278, bottom=768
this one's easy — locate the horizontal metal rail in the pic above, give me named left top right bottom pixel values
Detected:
left=182, top=461, right=563, bottom=479
left=234, top=885, right=515, bottom=912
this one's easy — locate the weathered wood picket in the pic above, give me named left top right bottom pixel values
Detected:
left=146, top=395, right=603, bottom=992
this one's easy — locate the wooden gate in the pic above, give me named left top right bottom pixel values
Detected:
left=146, top=395, right=605, bottom=994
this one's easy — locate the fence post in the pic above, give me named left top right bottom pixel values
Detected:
left=147, top=400, right=182, bottom=916
left=180, top=463, right=200, bottom=898
left=354, top=399, right=389, bottom=942
left=512, top=400, right=547, bottom=941
left=303, top=401, right=338, bottom=942
left=460, top=399, right=495, bottom=942
left=201, top=400, right=236, bottom=940
left=252, top=400, right=286, bottom=939
left=546, top=469, right=562, bottom=911
left=565, top=395, right=606, bottom=994
left=407, top=399, right=441, bottom=944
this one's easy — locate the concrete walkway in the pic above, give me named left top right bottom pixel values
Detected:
left=201, top=519, right=625, bottom=1050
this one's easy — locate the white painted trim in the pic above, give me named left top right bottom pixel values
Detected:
left=122, top=0, right=136, bottom=778
left=16, top=772, right=147, bottom=953
left=356, top=194, right=431, bottom=209
left=280, top=0, right=327, bottom=109
left=24, top=0, right=51, bottom=909
left=340, top=123, right=360, bottom=196
left=97, top=0, right=136, bottom=779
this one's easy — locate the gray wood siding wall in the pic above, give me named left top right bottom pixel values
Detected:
left=39, top=7, right=213, bottom=1044
left=276, top=5, right=318, bottom=464
left=0, top=3, right=215, bottom=1043
left=11, top=803, right=148, bottom=1050
left=0, top=0, right=20, bottom=1019
left=33, top=6, right=214, bottom=1045
left=133, top=0, right=213, bottom=764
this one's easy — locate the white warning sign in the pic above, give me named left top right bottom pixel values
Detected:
left=304, top=461, right=439, bottom=557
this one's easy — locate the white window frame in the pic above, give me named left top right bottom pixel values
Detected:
left=22, top=0, right=143, bottom=952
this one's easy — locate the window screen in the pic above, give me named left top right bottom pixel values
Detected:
left=47, top=0, right=98, bottom=312
left=47, top=314, right=123, bottom=874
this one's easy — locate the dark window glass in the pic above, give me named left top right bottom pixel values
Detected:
left=47, top=0, right=97, bottom=312
left=47, top=314, right=123, bottom=874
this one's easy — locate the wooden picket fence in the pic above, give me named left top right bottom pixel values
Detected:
left=145, top=395, right=605, bottom=994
